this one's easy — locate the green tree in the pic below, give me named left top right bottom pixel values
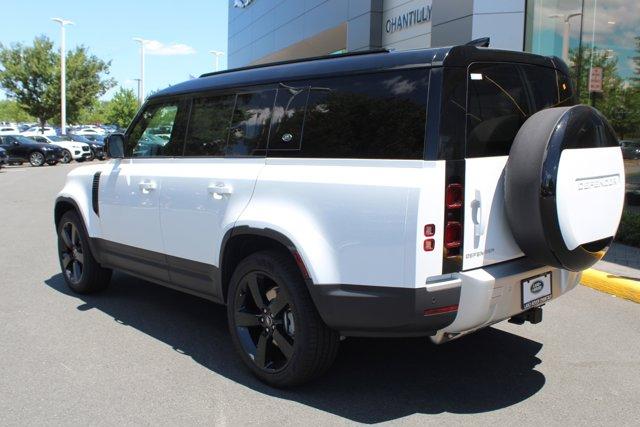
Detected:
left=105, top=87, right=138, bottom=128
left=0, top=99, right=35, bottom=122
left=569, top=46, right=640, bottom=139
left=0, top=35, right=115, bottom=129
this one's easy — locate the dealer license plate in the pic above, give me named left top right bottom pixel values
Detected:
left=521, top=272, right=552, bottom=309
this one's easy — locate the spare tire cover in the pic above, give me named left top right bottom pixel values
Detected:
left=505, top=105, right=624, bottom=271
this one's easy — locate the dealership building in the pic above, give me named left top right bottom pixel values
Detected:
left=228, top=0, right=638, bottom=87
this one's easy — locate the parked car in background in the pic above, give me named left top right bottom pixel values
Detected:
left=29, top=135, right=92, bottom=163
left=68, top=134, right=106, bottom=160
left=620, top=140, right=640, bottom=159
left=22, top=126, right=57, bottom=137
left=0, top=146, right=7, bottom=169
left=0, top=135, right=63, bottom=166
left=73, top=127, right=105, bottom=136
left=0, top=126, right=22, bottom=135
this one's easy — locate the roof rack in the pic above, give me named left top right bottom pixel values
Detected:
left=199, top=48, right=390, bottom=78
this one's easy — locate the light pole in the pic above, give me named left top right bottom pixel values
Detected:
left=132, top=78, right=142, bottom=104
left=209, top=50, right=225, bottom=72
left=133, top=38, right=148, bottom=104
left=549, top=12, right=582, bottom=63
left=52, top=18, right=74, bottom=135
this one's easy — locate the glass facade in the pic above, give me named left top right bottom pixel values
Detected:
left=526, top=0, right=640, bottom=223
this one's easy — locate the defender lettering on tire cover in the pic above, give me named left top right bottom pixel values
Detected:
left=504, top=105, right=624, bottom=271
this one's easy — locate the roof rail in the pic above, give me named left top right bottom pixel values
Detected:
left=199, top=48, right=390, bottom=78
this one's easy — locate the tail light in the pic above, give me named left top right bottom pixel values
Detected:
left=444, top=221, right=462, bottom=249
left=446, top=183, right=463, bottom=209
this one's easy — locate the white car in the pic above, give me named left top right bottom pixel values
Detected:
left=53, top=45, right=625, bottom=387
left=29, top=135, right=91, bottom=163
left=22, top=126, right=57, bottom=137
left=74, top=127, right=106, bottom=136
left=0, top=126, right=21, bottom=135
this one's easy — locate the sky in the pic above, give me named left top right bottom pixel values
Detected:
left=0, top=0, right=229, bottom=100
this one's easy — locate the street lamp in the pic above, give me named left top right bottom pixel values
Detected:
left=51, top=18, right=74, bottom=135
left=133, top=38, right=148, bottom=104
left=209, top=50, right=225, bottom=72
left=549, top=12, right=582, bottom=63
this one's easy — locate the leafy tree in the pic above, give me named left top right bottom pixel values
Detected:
left=0, top=99, right=35, bottom=122
left=0, top=35, right=115, bottom=129
left=76, top=99, right=109, bottom=124
left=632, top=36, right=640, bottom=86
left=105, top=87, right=138, bottom=128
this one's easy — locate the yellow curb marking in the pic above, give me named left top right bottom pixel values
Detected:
left=581, top=268, right=640, bottom=304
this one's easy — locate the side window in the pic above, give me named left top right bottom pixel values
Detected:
left=466, top=63, right=530, bottom=158
left=184, top=94, right=235, bottom=156
left=268, top=85, right=309, bottom=151
left=294, top=70, right=428, bottom=159
left=556, top=71, right=574, bottom=106
left=127, top=102, right=181, bottom=157
left=226, top=90, right=276, bottom=156
left=521, top=64, right=560, bottom=111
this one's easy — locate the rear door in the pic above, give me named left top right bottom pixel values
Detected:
left=159, top=90, right=273, bottom=297
left=462, top=62, right=572, bottom=270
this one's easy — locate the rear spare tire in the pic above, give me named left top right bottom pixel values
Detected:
left=505, top=105, right=624, bottom=271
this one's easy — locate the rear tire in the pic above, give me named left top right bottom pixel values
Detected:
left=57, top=210, right=112, bottom=293
left=227, top=250, right=339, bottom=387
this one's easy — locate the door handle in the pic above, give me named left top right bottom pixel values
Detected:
left=208, top=182, right=233, bottom=198
left=471, top=189, right=485, bottom=237
left=138, top=180, right=157, bottom=194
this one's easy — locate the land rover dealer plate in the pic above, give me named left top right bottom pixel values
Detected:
left=521, top=272, right=552, bottom=309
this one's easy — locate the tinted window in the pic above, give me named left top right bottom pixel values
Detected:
left=226, top=90, right=275, bottom=156
left=276, top=70, right=428, bottom=159
left=128, top=103, right=182, bottom=157
left=268, top=85, right=309, bottom=151
left=521, top=64, right=560, bottom=111
left=466, top=63, right=530, bottom=158
left=185, top=94, right=235, bottom=156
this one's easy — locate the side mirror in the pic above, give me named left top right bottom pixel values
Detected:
left=105, top=133, right=125, bottom=158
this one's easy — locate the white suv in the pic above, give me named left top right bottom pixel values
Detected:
left=54, top=45, right=625, bottom=387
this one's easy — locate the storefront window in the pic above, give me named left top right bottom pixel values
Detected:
left=527, top=0, right=640, bottom=241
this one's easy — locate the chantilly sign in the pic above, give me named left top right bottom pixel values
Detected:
left=385, top=4, right=432, bottom=33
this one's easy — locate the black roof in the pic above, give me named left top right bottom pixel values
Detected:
left=150, top=45, right=562, bottom=100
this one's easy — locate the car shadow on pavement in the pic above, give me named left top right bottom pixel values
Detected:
left=45, top=272, right=545, bottom=424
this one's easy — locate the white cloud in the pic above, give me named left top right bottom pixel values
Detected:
left=143, top=40, right=196, bottom=56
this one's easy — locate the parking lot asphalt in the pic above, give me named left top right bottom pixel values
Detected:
left=1, top=162, right=639, bottom=426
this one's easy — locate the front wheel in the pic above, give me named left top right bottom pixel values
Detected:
left=61, top=149, right=72, bottom=164
left=227, top=251, right=339, bottom=387
left=29, top=151, right=45, bottom=167
left=57, top=210, right=112, bottom=293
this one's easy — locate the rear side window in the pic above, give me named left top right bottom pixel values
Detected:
left=270, top=70, right=429, bottom=159
left=184, top=94, right=235, bottom=156
left=226, top=90, right=276, bottom=156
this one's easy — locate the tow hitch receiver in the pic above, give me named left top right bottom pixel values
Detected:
left=509, top=307, right=543, bottom=325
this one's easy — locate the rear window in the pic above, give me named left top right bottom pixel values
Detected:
left=465, top=63, right=573, bottom=158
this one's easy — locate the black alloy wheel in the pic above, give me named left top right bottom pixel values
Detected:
left=227, top=251, right=339, bottom=387
left=59, top=221, right=85, bottom=285
left=29, top=151, right=45, bottom=166
left=56, top=210, right=112, bottom=293
left=233, top=270, right=296, bottom=372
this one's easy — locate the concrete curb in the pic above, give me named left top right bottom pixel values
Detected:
left=581, top=269, right=640, bottom=304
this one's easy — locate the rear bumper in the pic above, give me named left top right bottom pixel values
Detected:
left=309, top=258, right=580, bottom=338
left=432, top=258, right=581, bottom=343
left=308, top=283, right=460, bottom=337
